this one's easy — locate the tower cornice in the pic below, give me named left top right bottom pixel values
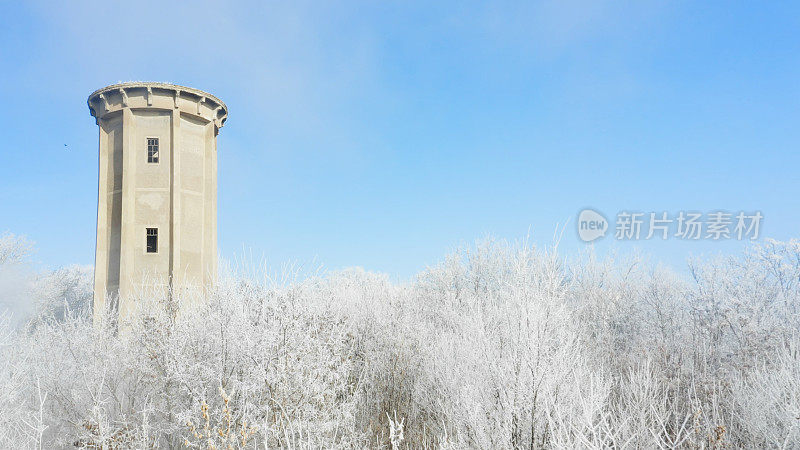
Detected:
left=88, top=82, right=228, bottom=131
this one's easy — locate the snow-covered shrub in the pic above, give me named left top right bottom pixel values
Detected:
left=0, top=235, right=798, bottom=448
left=732, top=335, right=800, bottom=447
left=31, top=265, right=93, bottom=322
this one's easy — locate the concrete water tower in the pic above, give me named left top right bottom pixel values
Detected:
left=87, top=82, right=228, bottom=324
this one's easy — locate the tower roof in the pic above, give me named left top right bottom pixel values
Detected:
left=88, top=82, right=228, bottom=129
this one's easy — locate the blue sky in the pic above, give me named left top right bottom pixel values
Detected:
left=1, top=1, right=798, bottom=280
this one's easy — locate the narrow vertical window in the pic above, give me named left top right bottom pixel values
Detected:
left=147, top=138, right=159, bottom=163
left=146, top=228, right=158, bottom=253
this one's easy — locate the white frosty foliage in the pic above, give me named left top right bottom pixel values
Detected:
left=0, top=233, right=799, bottom=448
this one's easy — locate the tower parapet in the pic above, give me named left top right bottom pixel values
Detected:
left=88, top=82, right=228, bottom=130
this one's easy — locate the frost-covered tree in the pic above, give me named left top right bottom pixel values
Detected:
left=0, top=235, right=798, bottom=448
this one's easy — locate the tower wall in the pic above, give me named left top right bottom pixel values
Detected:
left=88, top=83, right=228, bottom=324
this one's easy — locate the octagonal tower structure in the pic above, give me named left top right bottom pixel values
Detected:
left=88, top=82, right=228, bottom=324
